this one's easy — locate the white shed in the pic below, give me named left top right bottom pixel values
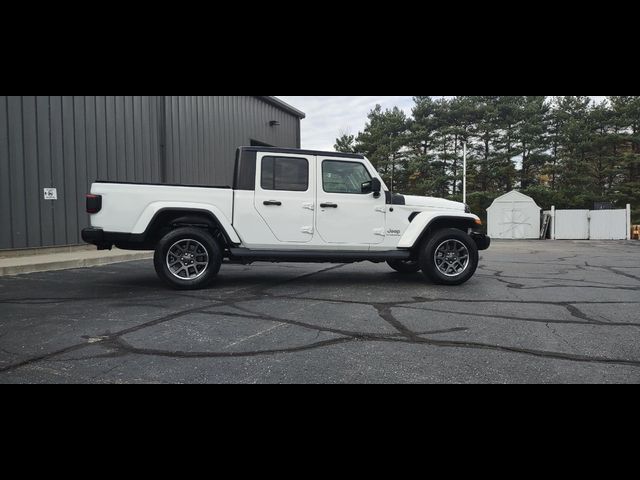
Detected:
left=487, top=191, right=541, bottom=239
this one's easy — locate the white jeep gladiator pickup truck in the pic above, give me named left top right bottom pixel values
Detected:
left=82, top=147, right=490, bottom=290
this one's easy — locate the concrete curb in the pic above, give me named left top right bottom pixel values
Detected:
left=0, top=252, right=153, bottom=277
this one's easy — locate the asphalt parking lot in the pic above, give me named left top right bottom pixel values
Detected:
left=1, top=240, right=639, bottom=384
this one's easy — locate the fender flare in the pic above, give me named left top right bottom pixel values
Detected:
left=133, top=202, right=242, bottom=245
left=397, top=212, right=480, bottom=249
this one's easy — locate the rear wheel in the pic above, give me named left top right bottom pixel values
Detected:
left=387, top=259, right=421, bottom=274
left=154, top=227, right=222, bottom=290
left=419, top=228, right=478, bottom=285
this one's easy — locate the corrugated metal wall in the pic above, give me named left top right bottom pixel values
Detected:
left=164, top=96, right=300, bottom=185
left=0, top=96, right=301, bottom=250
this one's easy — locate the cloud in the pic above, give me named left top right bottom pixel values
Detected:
left=278, top=96, right=415, bottom=151
left=277, top=96, right=609, bottom=152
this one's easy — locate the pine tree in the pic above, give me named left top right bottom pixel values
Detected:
left=407, top=96, right=441, bottom=196
left=431, top=98, right=455, bottom=197
left=355, top=105, right=409, bottom=193
left=517, top=96, right=551, bottom=190
left=589, top=100, right=619, bottom=201
left=467, top=96, right=501, bottom=192
left=331, top=96, right=639, bottom=218
left=492, top=96, right=522, bottom=191
left=447, top=96, right=476, bottom=196
left=609, top=96, right=640, bottom=220
left=551, top=96, right=595, bottom=208
left=334, top=132, right=356, bottom=153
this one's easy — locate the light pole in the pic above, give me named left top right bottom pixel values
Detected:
left=463, top=141, right=467, bottom=205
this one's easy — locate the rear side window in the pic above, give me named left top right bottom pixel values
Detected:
left=261, top=156, right=309, bottom=192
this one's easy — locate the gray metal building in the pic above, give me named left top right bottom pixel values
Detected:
left=0, top=96, right=305, bottom=251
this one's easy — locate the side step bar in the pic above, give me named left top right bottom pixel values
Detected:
left=229, top=248, right=412, bottom=264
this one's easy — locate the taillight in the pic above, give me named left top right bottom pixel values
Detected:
left=86, top=194, right=102, bottom=214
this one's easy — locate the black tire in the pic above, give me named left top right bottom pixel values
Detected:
left=153, top=227, right=222, bottom=290
left=419, top=228, right=478, bottom=285
left=387, top=259, right=421, bottom=274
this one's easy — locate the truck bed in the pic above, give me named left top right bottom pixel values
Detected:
left=89, top=181, right=235, bottom=235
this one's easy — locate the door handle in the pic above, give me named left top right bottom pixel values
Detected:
left=263, top=201, right=282, bottom=206
left=320, top=203, right=338, bottom=209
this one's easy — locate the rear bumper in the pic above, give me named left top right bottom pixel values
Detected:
left=82, top=228, right=149, bottom=251
left=471, top=233, right=491, bottom=251
left=82, top=227, right=109, bottom=249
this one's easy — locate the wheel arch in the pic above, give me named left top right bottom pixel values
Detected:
left=398, top=213, right=480, bottom=250
left=140, top=207, right=240, bottom=249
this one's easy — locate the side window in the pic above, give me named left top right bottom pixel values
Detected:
left=323, top=161, right=372, bottom=194
left=261, top=156, right=309, bottom=192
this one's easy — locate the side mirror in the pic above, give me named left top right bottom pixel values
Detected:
left=362, top=178, right=382, bottom=197
left=371, top=178, right=382, bottom=198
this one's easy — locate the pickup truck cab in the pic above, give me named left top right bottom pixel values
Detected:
left=83, top=147, right=490, bottom=290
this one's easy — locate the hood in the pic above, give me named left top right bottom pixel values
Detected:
left=402, top=195, right=466, bottom=212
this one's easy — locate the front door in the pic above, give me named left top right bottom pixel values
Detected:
left=316, top=158, right=386, bottom=246
left=254, top=153, right=315, bottom=244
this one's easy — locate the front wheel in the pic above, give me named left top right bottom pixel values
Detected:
left=154, top=227, right=222, bottom=290
left=419, top=228, right=478, bottom=285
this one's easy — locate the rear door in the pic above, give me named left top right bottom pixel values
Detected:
left=254, top=153, right=315, bottom=244
left=316, top=157, right=386, bottom=246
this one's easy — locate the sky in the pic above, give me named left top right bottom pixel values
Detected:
left=278, top=96, right=608, bottom=152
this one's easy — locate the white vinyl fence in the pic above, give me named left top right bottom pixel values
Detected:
left=554, top=210, right=590, bottom=240
left=589, top=210, right=629, bottom=240
left=552, top=205, right=631, bottom=240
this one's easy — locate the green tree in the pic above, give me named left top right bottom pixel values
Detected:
left=355, top=105, right=409, bottom=193
left=517, top=96, right=551, bottom=189
left=410, top=96, right=479, bottom=197
left=589, top=100, right=620, bottom=201
left=429, top=98, right=456, bottom=197
left=550, top=96, right=595, bottom=208
left=447, top=96, right=477, bottom=195
left=333, top=95, right=640, bottom=221
left=334, top=131, right=356, bottom=153
left=406, top=96, right=442, bottom=196
left=466, top=96, right=502, bottom=193
left=609, top=96, right=640, bottom=221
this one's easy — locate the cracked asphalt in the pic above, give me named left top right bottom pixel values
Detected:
left=1, top=240, right=639, bottom=384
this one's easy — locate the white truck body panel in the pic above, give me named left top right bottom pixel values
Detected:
left=232, top=190, right=282, bottom=248
left=254, top=152, right=317, bottom=244
left=86, top=150, right=483, bottom=254
left=315, top=154, right=387, bottom=246
left=89, top=182, right=239, bottom=242
left=397, top=212, right=480, bottom=249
